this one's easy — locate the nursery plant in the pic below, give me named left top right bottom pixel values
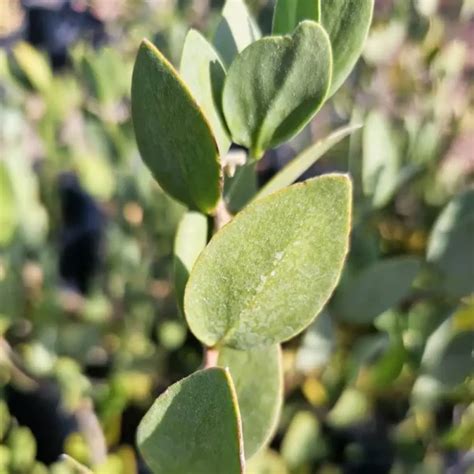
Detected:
left=131, top=0, right=373, bottom=472
left=1, top=0, right=473, bottom=473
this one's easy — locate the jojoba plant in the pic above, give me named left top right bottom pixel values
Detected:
left=131, top=0, right=373, bottom=472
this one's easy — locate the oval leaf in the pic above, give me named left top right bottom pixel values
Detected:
left=273, top=0, right=320, bottom=35
left=137, top=368, right=244, bottom=474
left=174, top=211, right=208, bottom=316
left=320, top=0, right=374, bottom=96
left=362, top=110, right=401, bottom=208
left=131, top=39, right=221, bottom=214
left=218, top=345, right=283, bottom=459
left=180, top=29, right=231, bottom=156
left=281, top=411, right=322, bottom=469
left=427, top=189, right=474, bottom=299
left=222, top=21, right=332, bottom=159
left=0, top=163, right=17, bottom=246
left=421, top=315, right=474, bottom=387
left=185, top=174, right=352, bottom=349
left=213, top=0, right=261, bottom=67
left=333, top=257, right=421, bottom=325
left=11, top=42, right=52, bottom=92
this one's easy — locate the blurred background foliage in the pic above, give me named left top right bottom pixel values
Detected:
left=0, top=0, right=473, bottom=473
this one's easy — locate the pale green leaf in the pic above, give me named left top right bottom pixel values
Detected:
left=74, top=154, right=115, bottom=201
left=131, top=39, right=221, bottom=214
left=0, top=163, right=17, bottom=246
left=320, top=0, right=374, bottom=96
left=218, top=345, right=283, bottom=458
left=256, top=124, right=360, bottom=200
left=180, top=29, right=231, bottom=156
left=362, top=110, right=401, bottom=208
left=247, top=450, right=288, bottom=474
left=213, top=0, right=261, bottom=67
left=427, top=189, right=474, bottom=299
left=137, top=368, right=244, bottom=474
left=333, top=257, right=421, bottom=325
left=272, top=0, right=320, bottom=35
left=173, top=211, right=208, bottom=315
left=185, top=175, right=352, bottom=349
left=11, top=42, right=52, bottom=92
left=281, top=412, right=322, bottom=469
left=3, top=154, right=48, bottom=247
left=327, top=388, right=370, bottom=428
left=222, top=21, right=332, bottom=158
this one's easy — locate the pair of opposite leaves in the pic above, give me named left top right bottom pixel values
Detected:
left=131, top=0, right=373, bottom=214
left=139, top=175, right=352, bottom=474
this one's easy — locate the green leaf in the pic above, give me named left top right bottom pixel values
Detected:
left=365, top=334, right=406, bottom=388
left=218, top=345, right=283, bottom=459
left=180, top=29, right=231, bottom=156
left=256, top=124, right=360, bottom=200
left=8, top=427, right=37, bottom=472
left=224, top=161, right=258, bottom=213
left=173, top=211, right=208, bottom=315
left=333, top=257, right=421, bottom=325
left=137, top=368, right=244, bottom=474
left=272, top=0, right=320, bottom=35
left=80, top=47, right=130, bottom=105
left=327, top=388, right=370, bottom=428
left=281, top=412, right=323, bottom=469
left=222, top=21, right=332, bottom=158
left=213, top=0, right=261, bottom=67
left=0, top=163, right=16, bottom=246
left=320, top=0, right=374, bottom=96
left=3, top=154, right=48, bottom=247
left=11, top=42, right=52, bottom=92
left=185, top=175, right=352, bottom=349
left=74, top=154, right=116, bottom=201
left=421, top=316, right=473, bottom=387
left=427, top=189, right=474, bottom=299
left=362, top=110, right=401, bottom=208
left=131, top=39, right=221, bottom=214
left=246, top=450, right=288, bottom=474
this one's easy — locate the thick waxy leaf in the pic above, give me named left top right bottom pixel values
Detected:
left=256, top=124, right=360, bottom=200
left=137, top=368, right=244, bottom=474
left=218, top=345, right=283, bottom=458
left=333, top=257, right=421, bottom=325
left=131, top=40, right=221, bottom=214
left=213, top=0, right=261, bottom=67
left=185, top=175, right=352, bottom=349
left=173, top=212, right=208, bottom=315
left=272, top=0, right=320, bottom=35
left=180, top=30, right=231, bottom=156
left=427, top=189, right=474, bottom=299
left=363, top=110, right=401, bottom=208
left=222, top=21, right=332, bottom=159
left=320, top=0, right=374, bottom=96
